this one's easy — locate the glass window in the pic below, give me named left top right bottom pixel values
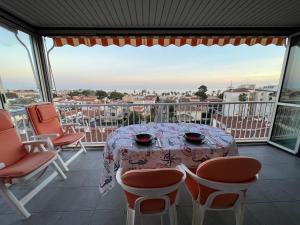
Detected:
left=279, top=36, right=300, bottom=105
left=0, top=25, right=42, bottom=110
left=0, top=26, right=42, bottom=141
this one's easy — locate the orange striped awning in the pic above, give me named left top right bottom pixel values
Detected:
left=53, top=36, right=286, bottom=47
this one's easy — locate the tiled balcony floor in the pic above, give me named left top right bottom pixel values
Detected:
left=1, top=145, right=300, bottom=225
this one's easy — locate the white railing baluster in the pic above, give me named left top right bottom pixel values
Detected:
left=209, top=104, right=213, bottom=126
left=243, top=102, right=248, bottom=139
left=215, top=104, right=219, bottom=128
left=239, top=103, right=245, bottom=140
left=249, top=103, right=255, bottom=139
left=254, top=102, right=262, bottom=139
left=204, top=103, right=208, bottom=125
left=230, top=103, right=235, bottom=138
left=220, top=103, right=225, bottom=130
left=225, top=103, right=230, bottom=132
left=258, top=103, right=267, bottom=139
left=22, top=113, right=29, bottom=141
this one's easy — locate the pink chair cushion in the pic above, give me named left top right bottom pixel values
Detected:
left=52, top=132, right=85, bottom=146
left=26, top=103, right=64, bottom=136
left=0, top=110, right=14, bottom=131
left=0, top=151, right=56, bottom=178
left=0, top=110, right=27, bottom=167
left=36, top=104, right=58, bottom=123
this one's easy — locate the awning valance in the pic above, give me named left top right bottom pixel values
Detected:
left=53, top=36, right=286, bottom=47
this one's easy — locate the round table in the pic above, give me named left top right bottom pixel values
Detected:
left=99, top=123, right=238, bottom=194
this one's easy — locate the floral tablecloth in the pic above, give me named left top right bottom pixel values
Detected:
left=99, top=123, right=238, bottom=194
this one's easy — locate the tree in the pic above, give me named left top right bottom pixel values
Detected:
left=198, top=85, right=208, bottom=93
left=109, top=91, right=124, bottom=100
left=239, top=93, right=248, bottom=102
left=81, top=89, right=95, bottom=96
left=195, top=85, right=208, bottom=101
left=141, top=89, right=147, bottom=95
left=216, top=90, right=224, bottom=99
left=185, top=91, right=191, bottom=97
left=69, top=90, right=81, bottom=97
left=96, top=90, right=108, bottom=99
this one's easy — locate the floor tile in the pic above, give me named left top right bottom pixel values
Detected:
left=246, top=202, right=297, bottom=225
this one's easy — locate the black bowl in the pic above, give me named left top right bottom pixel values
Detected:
left=135, top=133, right=154, bottom=145
left=184, top=132, right=205, bottom=144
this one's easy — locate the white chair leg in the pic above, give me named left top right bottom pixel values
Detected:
left=175, top=188, right=180, bottom=206
left=173, top=205, right=178, bottom=225
left=79, top=140, right=87, bottom=154
left=127, top=208, right=135, bottom=225
left=235, top=203, right=246, bottom=225
left=198, top=205, right=205, bottom=225
left=0, top=181, right=31, bottom=218
left=240, top=203, right=246, bottom=225
left=169, top=204, right=178, bottom=225
left=192, top=201, right=198, bottom=225
left=160, top=215, right=164, bottom=225
left=51, top=161, right=67, bottom=180
left=56, top=154, right=69, bottom=172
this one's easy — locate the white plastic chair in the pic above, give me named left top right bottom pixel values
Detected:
left=116, top=167, right=186, bottom=225
left=0, top=109, right=67, bottom=218
left=180, top=156, right=261, bottom=225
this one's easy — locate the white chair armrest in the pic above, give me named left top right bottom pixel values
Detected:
left=62, top=123, right=80, bottom=133
left=23, top=140, right=51, bottom=152
left=62, top=123, right=81, bottom=128
left=31, top=134, right=59, bottom=140
left=116, top=166, right=186, bottom=197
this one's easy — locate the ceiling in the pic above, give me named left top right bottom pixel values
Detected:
left=1, top=0, right=300, bottom=36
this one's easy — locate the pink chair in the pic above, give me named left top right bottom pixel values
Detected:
left=26, top=103, right=87, bottom=171
left=181, top=156, right=261, bottom=225
left=0, top=109, right=67, bottom=218
left=116, top=167, right=186, bottom=225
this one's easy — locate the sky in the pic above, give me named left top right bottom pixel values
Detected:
left=0, top=26, right=286, bottom=93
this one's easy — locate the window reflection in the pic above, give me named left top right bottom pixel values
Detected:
left=280, top=36, right=300, bottom=104
left=271, top=105, right=300, bottom=150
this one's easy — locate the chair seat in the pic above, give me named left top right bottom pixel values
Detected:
left=0, top=151, right=56, bottom=178
left=52, top=132, right=85, bottom=146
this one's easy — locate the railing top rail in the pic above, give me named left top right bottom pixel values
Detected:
left=8, top=101, right=276, bottom=116
left=55, top=101, right=275, bottom=107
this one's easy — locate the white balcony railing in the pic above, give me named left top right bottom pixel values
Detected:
left=10, top=101, right=276, bottom=145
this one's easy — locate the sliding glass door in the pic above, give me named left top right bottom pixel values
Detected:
left=270, top=35, right=300, bottom=154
